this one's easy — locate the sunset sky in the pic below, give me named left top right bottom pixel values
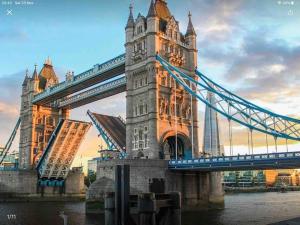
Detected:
left=0, top=0, right=300, bottom=173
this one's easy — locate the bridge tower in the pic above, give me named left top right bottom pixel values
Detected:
left=125, top=0, right=199, bottom=159
left=19, top=59, right=69, bottom=169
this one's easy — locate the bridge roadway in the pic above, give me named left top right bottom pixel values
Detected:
left=169, top=151, right=300, bottom=171
left=32, top=54, right=125, bottom=106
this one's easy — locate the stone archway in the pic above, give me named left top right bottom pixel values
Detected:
left=160, top=131, right=191, bottom=160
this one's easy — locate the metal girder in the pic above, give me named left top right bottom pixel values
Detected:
left=55, top=76, right=126, bottom=109
left=156, top=55, right=300, bottom=141
left=36, top=119, right=91, bottom=179
left=0, top=118, right=21, bottom=165
left=169, top=151, right=300, bottom=172
left=32, top=54, right=126, bottom=105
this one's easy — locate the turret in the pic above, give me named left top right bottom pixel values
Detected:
left=125, top=4, right=134, bottom=42
left=185, top=12, right=197, bottom=49
left=147, top=0, right=159, bottom=38
left=185, top=12, right=197, bottom=70
left=22, top=69, right=29, bottom=87
left=32, top=64, right=39, bottom=92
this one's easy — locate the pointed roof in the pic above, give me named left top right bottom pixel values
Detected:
left=147, top=0, right=157, bottom=18
left=155, top=0, right=171, bottom=20
left=186, top=11, right=196, bottom=36
left=126, top=4, right=135, bottom=29
left=32, top=64, right=38, bottom=80
left=38, top=57, right=58, bottom=90
left=22, top=69, right=29, bottom=86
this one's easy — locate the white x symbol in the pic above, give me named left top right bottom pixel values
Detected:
left=6, top=9, right=13, bottom=16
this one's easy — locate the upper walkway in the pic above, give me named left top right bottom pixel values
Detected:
left=32, top=54, right=125, bottom=105
left=169, top=151, right=300, bottom=172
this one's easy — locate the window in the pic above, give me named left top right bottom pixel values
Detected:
left=144, top=103, right=148, bottom=113
left=139, top=104, right=143, bottom=115
left=135, top=80, right=138, bottom=88
left=137, top=42, right=142, bottom=51
left=161, top=76, right=166, bottom=86
left=144, top=134, right=148, bottom=148
left=137, top=26, right=143, bottom=34
left=145, top=76, right=148, bottom=85
left=139, top=130, right=143, bottom=140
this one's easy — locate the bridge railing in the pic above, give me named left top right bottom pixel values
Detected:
left=169, top=151, right=300, bottom=166
left=33, top=54, right=126, bottom=103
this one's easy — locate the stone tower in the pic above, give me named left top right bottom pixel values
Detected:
left=19, top=59, right=69, bottom=169
left=125, top=0, right=199, bottom=159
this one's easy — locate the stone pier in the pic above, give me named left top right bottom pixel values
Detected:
left=0, top=168, right=85, bottom=200
left=86, top=159, right=224, bottom=213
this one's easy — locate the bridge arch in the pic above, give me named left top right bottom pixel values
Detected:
left=160, top=131, right=192, bottom=160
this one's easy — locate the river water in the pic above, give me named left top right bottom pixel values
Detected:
left=1, top=192, right=300, bottom=225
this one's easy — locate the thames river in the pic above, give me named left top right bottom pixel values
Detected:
left=1, top=192, right=300, bottom=225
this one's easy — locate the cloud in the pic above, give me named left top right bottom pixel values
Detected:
left=0, top=28, right=29, bottom=41
left=226, top=31, right=300, bottom=106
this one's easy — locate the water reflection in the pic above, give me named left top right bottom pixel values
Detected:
left=0, top=192, right=300, bottom=225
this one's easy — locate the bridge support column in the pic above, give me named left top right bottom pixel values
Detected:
left=208, top=172, right=224, bottom=208
left=88, top=159, right=224, bottom=213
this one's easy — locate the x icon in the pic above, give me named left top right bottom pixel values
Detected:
left=6, top=9, right=13, bottom=16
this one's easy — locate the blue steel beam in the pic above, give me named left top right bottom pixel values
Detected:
left=87, top=110, right=118, bottom=151
left=55, top=76, right=126, bottom=109
left=32, top=54, right=125, bottom=105
left=169, top=151, right=300, bottom=171
left=156, top=55, right=300, bottom=141
left=0, top=117, right=21, bottom=165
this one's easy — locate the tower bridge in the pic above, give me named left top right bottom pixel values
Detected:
left=1, top=0, right=300, bottom=209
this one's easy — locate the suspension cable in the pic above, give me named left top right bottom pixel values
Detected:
left=228, top=119, right=233, bottom=156
left=247, top=128, right=251, bottom=155
left=190, top=81, right=194, bottom=158
left=266, top=133, right=269, bottom=154
left=250, top=129, right=254, bottom=155
left=274, top=136, right=278, bottom=153
left=174, top=78, right=178, bottom=160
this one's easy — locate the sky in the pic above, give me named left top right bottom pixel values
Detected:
left=0, top=0, right=300, bottom=173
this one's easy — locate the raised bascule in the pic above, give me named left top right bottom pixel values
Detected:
left=1, top=0, right=300, bottom=209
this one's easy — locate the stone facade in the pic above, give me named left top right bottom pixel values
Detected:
left=19, top=62, right=69, bottom=169
left=125, top=0, right=199, bottom=160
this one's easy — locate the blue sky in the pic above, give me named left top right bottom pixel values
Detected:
left=0, top=0, right=300, bottom=171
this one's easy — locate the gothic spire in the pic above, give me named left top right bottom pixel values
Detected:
left=147, top=0, right=157, bottom=18
left=186, top=11, right=196, bottom=36
left=126, top=3, right=134, bottom=29
left=32, top=64, right=38, bottom=80
left=22, top=69, right=29, bottom=86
